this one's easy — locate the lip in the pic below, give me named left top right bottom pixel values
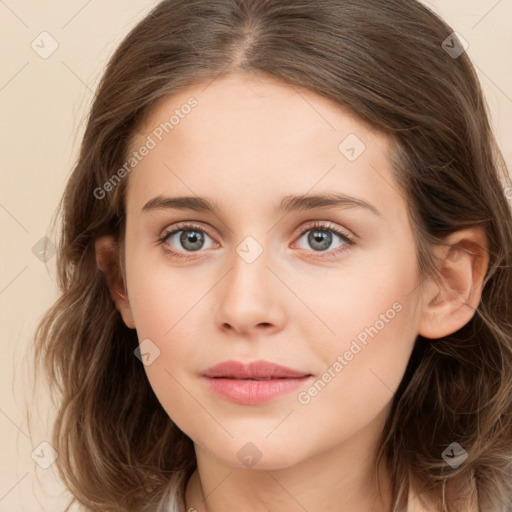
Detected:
left=201, top=360, right=313, bottom=405
left=202, top=360, right=311, bottom=379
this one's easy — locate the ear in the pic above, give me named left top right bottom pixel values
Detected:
left=95, top=235, right=135, bottom=329
left=417, top=226, right=489, bottom=339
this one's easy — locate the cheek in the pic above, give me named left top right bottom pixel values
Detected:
left=126, top=242, right=209, bottom=343
left=292, top=297, right=417, bottom=452
left=293, top=239, right=417, bottom=354
left=129, top=275, right=208, bottom=381
left=125, top=250, right=219, bottom=421
left=127, top=271, right=202, bottom=427
left=295, top=245, right=419, bottom=411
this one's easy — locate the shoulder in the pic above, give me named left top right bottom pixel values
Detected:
left=407, top=473, right=479, bottom=512
left=72, top=469, right=190, bottom=512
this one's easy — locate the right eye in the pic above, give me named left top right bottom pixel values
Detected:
left=158, top=223, right=218, bottom=257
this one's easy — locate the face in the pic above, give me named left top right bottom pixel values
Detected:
left=120, top=71, right=425, bottom=470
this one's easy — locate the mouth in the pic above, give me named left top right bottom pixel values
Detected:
left=201, top=360, right=313, bottom=405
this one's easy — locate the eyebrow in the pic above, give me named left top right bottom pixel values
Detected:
left=141, top=193, right=382, bottom=217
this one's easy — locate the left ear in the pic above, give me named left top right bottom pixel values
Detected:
left=417, top=226, right=489, bottom=339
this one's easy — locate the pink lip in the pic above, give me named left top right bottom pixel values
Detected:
left=201, top=360, right=313, bottom=405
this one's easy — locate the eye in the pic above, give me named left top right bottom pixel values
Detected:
left=158, top=222, right=217, bottom=258
left=157, top=220, right=355, bottom=260
left=293, top=221, right=355, bottom=259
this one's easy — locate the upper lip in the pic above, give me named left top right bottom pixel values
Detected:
left=202, top=360, right=312, bottom=380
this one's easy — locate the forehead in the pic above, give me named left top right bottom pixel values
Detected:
left=125, top=72, right=402, bottom=221
left=135, top=71, right=384, bottom=151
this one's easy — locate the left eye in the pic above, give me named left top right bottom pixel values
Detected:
left=295, top=224, right=353, bottom=253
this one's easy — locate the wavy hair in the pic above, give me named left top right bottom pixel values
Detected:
left=33, top=0, right=512, bottom=510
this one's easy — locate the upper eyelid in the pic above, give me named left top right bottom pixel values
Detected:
left=161, top=222, right=216, bottom=239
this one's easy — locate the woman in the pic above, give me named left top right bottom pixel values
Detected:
left=34, top=1, right=512, bottom=510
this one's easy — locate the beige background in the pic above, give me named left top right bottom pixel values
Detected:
left=1, top=1, right=511, bottom=510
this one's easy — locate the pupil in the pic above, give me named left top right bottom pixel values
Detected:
left=180, top=230, right=203, bottom=251
left=309, top=230, right=331, bottom=251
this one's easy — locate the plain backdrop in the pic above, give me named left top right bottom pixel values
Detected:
left=1, top=1, right=511, bottom=510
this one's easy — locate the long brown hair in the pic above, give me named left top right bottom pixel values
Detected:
left=33, top=1, right=512, bottom=510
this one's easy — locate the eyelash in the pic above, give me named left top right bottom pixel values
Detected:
left=157, top=221, right=356, bottom=261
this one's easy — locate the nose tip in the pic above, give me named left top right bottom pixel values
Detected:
left=215, top=256, right=286, bottom=336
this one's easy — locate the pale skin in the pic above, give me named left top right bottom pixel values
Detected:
left=95, top=72, right=489, bottom=511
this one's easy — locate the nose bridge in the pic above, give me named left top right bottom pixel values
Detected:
left=214, top=233, right=284, bottom=333
left=227, top=234, right=272, bottom=304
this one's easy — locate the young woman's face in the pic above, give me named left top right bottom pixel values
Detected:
left=122, top=72, right=426, bottom=469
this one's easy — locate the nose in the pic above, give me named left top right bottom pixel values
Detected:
left=214, top=245, right=286, bottom=337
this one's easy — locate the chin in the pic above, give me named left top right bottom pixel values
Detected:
left=202, top=435, right=310, bottom=471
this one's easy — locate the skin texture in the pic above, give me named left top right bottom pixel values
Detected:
left=95, top=71, right=489, bottom=512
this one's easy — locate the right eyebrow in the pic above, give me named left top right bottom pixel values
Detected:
left=141, top=195, right=219, bottom=214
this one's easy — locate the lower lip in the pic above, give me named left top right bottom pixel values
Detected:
left=203, top=376, right=312, bottom=405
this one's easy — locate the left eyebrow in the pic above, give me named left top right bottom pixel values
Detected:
left=278, top=193, right=382, bottom=218
left=141, top=192, right=382, bottom=218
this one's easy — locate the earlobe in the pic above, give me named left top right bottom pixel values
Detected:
left=417, top=226, right=489, bottom=340
left=95, top=235, right=136, bottom=329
